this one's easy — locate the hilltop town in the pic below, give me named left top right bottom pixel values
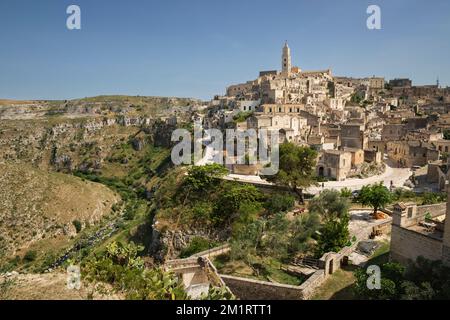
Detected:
left=2, top=42, right=450, bottom=300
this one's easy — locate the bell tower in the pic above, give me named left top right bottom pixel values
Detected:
left=282, top=41, right=292, bottom=77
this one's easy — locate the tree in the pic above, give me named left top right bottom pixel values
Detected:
left=214, top=184, right=262, bottom=225
left=288, top=212, right=320, bottom=254
left=354, top=267, right=399, bottom=300
left=358, top=183, right=392, bottom=217
left=353, top=257, right=450, bottom=300
left=315, top=215, right=350, bottom=256
left=308, top=189, right=350, bottom=221
left=184, top=164, right=228, bottom=193
left=444, top=130, right=450, bottom=140
left=309, top=190, right=351, bottom=256
left=265, top=193, right=295, bottom=214
left=230, top=213, right=320, bottom=265
left=263, top=142, right=318, bottom=203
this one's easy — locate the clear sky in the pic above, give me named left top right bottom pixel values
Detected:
left=0, top=0, right=449, bottom=100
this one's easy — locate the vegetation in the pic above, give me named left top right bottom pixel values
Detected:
left=421, top=192, right=447, bottom=205
left=230, top=213, right=320, bottom=271
left=265, top=193, right=295, bottom=214
left=358, top=183, right=392, bottom=216
left=214, top=183, right=263, bottom=226
left=340, top=187, right=353, bottom=199
left=350, top=93, right=364, bottom=104
left=309, top=190, right=351, bottom=256
left=184, top=164, right=228, bottom=193
left=155, top=164, right=264, bottom=230
left=444, top=130, right=450, bottom=140
left=390, top=188, right=447, bottom=206
left=83, top=241, right=188, bottom=300
left=354, top=256, right=450, bottom=300
left=83, top=241, right=233, bottom=300
left=232, top=111, right=253, bottom=123
left=23, top=250, right=37, bottom=262
left=72, top=220, right=82, bottom=233
left=263, top=142, right=318, bottom=203
left=180, top=237, right=218, bottom=258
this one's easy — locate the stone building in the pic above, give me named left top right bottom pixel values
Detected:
left=316, top=150, right=352, bottom=181
left=340, top=124, right=367, bottom=150
left=432, top=139, right=450, bottom=154
left=368, top=76, right=385, bottom=90
left=247, top=104, right=309, bottom=143
left=281, top=41, right=292, bottom=77
left=225, top=42, right=339, bottom=106
left=342, top=147, right=365, bottom=167
left=364, top=149, right=382, bottom=164
left=389, top=78, right=412, bottom=88
left=390, top=186, right=450, bottom=266
left=236, top=100, right=261, bottom=112
left=387, top=140, right=439, bottom=167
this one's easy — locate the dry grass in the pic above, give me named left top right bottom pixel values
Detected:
left=0, top=162, right=119, bottom=266
left=0, top=273, right=122, bottom=300
left=311, top=266, right=357, bottom=300
left=0, top=99, right=35, bottom=106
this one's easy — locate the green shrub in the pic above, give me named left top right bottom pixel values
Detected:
left=340, top=187, right=353, bottom=198
left=72, top=220, right=82, bottom=233
left=192, top=202, right=213, bottom=222
left=265, top=193, right=295, bottom=213
left=23, top=250, right=37, bottom=262
left=180, top=237, right=216, bottom=258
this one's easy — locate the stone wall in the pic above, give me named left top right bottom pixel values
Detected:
left=298, top=270, right=327, bottom=299
left=191, top=244, right=230, bottom=259
left=390, top=225, right=443, bottom=264
left=416, top=203, right=446, bottom=217
left=397, top=203, right=446, bottom=228
left=373, top=220, right=392, bottom=236
left=220, top=275, right=305, bottom=300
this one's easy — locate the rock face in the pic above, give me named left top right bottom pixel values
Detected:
left=150, top=216, right=229, bottom=262
left=0, top=95, right=201, bottom=267
left=0, top=115, right=180, bottom=173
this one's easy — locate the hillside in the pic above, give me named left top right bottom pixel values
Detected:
left=0, top=273, right=121, bottom=300
left=0, top=95, right=202, bottom=120
left=0, top=162, right=120, bottom=270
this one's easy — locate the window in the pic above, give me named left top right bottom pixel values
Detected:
left=269, top=108, right=272, bottom=112
left=407, top=207, right=413, bottom=218
left=278, top=108, right=282, bottom=112
left=289, top=108, right=292, bottom=112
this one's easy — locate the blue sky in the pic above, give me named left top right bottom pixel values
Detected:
left=0, top=0, right=449, bottom=100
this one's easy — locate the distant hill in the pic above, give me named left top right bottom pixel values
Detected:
left=0, top=99, right=35, bottom=106
left=0, top=95, right=203, bottom=120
